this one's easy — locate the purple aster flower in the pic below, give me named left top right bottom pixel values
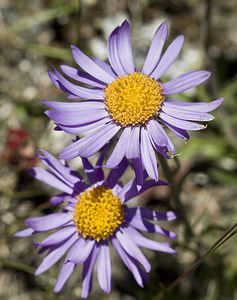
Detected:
left=15, top=149, right=176, bottom=298
left=44, top=20, right=224, bottom=186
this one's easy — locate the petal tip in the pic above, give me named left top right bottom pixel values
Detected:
left=13, top=231, right=23, bottom=237
left=121, top=19, right=129, bottom=27
left=167, top=211, right=177, bottom=220
left=70, top=45, right=77, bottom=50
left=170, top=232, right=177, bottom=240
left=160, top=20, right=168, bottom=30
left=53, top=287, right=60, bottom=293
left=34, top=267, right=42, bottom=276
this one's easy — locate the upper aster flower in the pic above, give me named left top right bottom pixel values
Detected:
left=44, top=20, right=224, bottom=185
left=14, top=149, right=176, bottom=298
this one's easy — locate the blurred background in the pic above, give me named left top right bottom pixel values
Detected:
left=1, top=0, right=237, bottom=299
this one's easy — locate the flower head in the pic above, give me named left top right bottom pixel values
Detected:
left=15, top=149, right=176, bottom=298
left=44, top=20, right=224, bottom=186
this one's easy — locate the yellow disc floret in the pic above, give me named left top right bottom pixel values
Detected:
left=104, top=71, right=164, bottom=127
left=73, top=186, right=124, bottom=242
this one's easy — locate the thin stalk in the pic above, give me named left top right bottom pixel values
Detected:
left=155, top=222, right=237, bottom=300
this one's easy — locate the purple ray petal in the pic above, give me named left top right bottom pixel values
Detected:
left=91, top=56, right=117, bottom=77
left=37, top=150, right=85, bottom=186
left=115, top=228, right=151, bottom=272
left=35, top=163, right=87, bottom=196
left=81, top=246, right=99, bottom=299
left=71, top=45, right=114, bottom=84
left=63, top=235, right=81, bottom=260
left=118, top=176, right=136, bottom=203
left=126, top=214, right=176, bottom=239
left=52, top=67, right=105, bottom=99
left=35, top=233, right=77, bottom=275
left=125, top=207, right=177, bottom=221
left=142, top=21, right=168, bottom=75
left=107, top=27, right=127, bottom=76
left=164, top=97, right=224, bottom=112
left=111, top=236, right=145, bottom=287
left=125, top=126, right=143, bottom=188
left=63, top=205, right=74, bottom=212
left=28, top=167, right=73, bottom=194
left=45, top=108, right=107, bottom=126
left=54, top=261, right=75, bottom=292
left=49, top=194, right=66, bottom=206
left=126, top=226, right=176, bottom=254
left=60, top=123, right=120, bottom=160
left=89, top=142, right=108, bottom=183
left=106, top=158, right=129, bottom=189
left=147, top=119, right=175, bottom=158
left=97, top=241, right=111, bottom=294
left=141, top=127, right=159, bottom=181
left=162, top=120, right=190, bottom=139
left=159, top=111, right=206, bottom=130
left=162, top=70, right=211, bottom=95
left=25, top=213, right=72, bottom=232
left=94, top=166, right=104, bottom=184
left=117, top=20, right=135, bottom=74
left=131, top=158, right=144, bottom=191
left=69, top=238, right=95, bottom=264
left=58, top=116, right=110, bottom=134
left=43, top=100, right=105, bottom=111
left=151, top=35, right=184, bottom=80
left=35, top=226, right=76, bottom=248
left=161, top=104, right=214, bottom=121
left=60, top=65, right=106, bottom=88
left=14, top=228, right=34, bottom=237
left=105, top=127, right=131, bottom=168
left=82, top=158, right=98, bottom=185
left=120, top=178, right=169, bottom=203
left=96, top=143, right=109, bottom=167
left=126, top=126, right=140, bottom=159
left=48, top=70, right=67, bottom=92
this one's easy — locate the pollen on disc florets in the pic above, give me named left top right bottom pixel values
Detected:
left=104, top=71, right=164, bottom=127
left=73, top=186, right=125, bottom=242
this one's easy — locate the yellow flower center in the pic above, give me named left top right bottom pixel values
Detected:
left=104, top=71, right=164, bottom=127
left=73, top=186, right=124, bottom=242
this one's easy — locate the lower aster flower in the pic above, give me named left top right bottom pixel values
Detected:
left=15, top=149, right=176, bottom=298
left=44, top=20, right=223, bottom=186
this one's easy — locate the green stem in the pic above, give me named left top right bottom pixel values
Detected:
left=155, top=222, right=237, bottom=300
